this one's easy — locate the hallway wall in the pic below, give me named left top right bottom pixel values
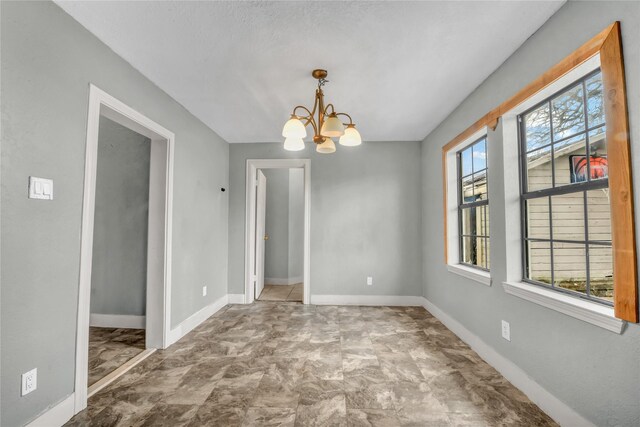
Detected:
left=0, top=2, right=229, bottom=425
left=91, top=117, right=150, bottom=317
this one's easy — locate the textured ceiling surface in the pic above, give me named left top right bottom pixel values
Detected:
left=55, top=1, right=564, bottom=143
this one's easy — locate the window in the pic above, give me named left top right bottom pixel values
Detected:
left=457, top=136, right=489, bottom=270
left=518, top=69, right=612, bottom=305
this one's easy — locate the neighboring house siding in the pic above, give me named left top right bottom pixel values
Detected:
left=526, top=135, right=612, bottom=298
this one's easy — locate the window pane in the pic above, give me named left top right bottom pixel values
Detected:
left=526, top=197, right=550, bottom=240
left=552, top=84, right=585, bottom=140
left=461, top=205, right=489, bottom=237
left=526, top=146, right=552, bottom=191
left=588, top=127, right=608, bottom=182
left=586, top=72, right=604, bottom=128
left=524, top=103, right=551, bottom=151
left=589, top=245, right=613, bottom=302
left=461, top=175, right=474, bottom=203
left=485, top=238, right=491, bottom=270
left=477, top=237, right=488, bottom=269
left=461, top=147, right=472, bottom=177
left=526, top=241, right=551, bottom=284
left=587, top=189, right=612, bottom=242
left=462, top=236, right=477, bottom=266
left=473, top=170, right=488, bottom=201
left=472, top=139, right=487, bottom=172
left=553, top=242, right=587, bottom=295
left=554, top=134, right=586, bottom=187
left=551, top=192, right=585, bottom=243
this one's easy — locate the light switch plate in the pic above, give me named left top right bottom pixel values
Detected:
left=21, top=368, right=37, bottom=396
left=202, top=286, right=207, bottom=297
left=29, top=176, right=53, bottom=200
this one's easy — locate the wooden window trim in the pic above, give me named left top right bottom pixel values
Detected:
left=441, top=22, right=638, bottom=322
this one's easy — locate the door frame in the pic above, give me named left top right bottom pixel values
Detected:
left=74, top=84, right=175, bottom=412
left=244, top=159, right=311, bottom=304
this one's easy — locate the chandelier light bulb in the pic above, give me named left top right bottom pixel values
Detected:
left=282, top=115, right=307, bottom=138
left=316, top=137, right=336, bottom=154
left=339, top=124, right=362, bottom=146
left=320, top=113, right=345, bottom=138
left=283, top=137, right=305, bottom=151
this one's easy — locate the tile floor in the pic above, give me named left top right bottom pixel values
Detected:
left=258, top=283, right=303, bottom=302
left=68, top=303, right=556, bottom=426
left=88, top=327, right=146, bottom=386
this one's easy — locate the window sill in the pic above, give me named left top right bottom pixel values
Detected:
left=447, top=264, right=491, bottom=286
left=502, top=281, right=625, bottom=334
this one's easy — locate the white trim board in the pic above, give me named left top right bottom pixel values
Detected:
left=167, top=293, right=229, bottom=346
left=26, top=393, right=75, bottom=427
left=265, top=276, right=304, bottom=285
left=245, top=159, right=311, bottom=305
left=90, top=314, right=146, bottom=329
left=421, top=297, right=595, bottom=427
left=75, top=84, right=175, bottom=414
left=311, top=295, right=424, bottom=306
left=502, top=281, right=624, bottom=334
left=87, top=348, right=155, bottom=398
left=227, top=294, right=246, bottom=304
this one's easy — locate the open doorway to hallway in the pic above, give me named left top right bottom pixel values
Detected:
left=255, top=168, right=305, bottom=302
left=87, top=115, right=149, bottom=391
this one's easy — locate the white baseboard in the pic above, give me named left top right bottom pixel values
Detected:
left=167, top=294, right=228, bottom=346
left=227, top=293, right=246, bottom=304
left=26, top=393, right=75, bottom=427
left=310, top=294, right=423, bottom=306
left=265, top=276, right=303, bottom=285
left=421, top=297, right=594, bottom=427
left=90, top=313, right=146, bottom=329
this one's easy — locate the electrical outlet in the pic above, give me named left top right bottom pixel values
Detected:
left=367, top=276, right=373, bottom=286
left=501, top=320, right=511, bottom=341
left=21, top=368, right=37, bottom=396
left=202, top=286, right=207, bottom=297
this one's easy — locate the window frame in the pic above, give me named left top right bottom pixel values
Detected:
left=457, top=136, right=490, bottom=272
left=440, top=22, right=637, bottom=323
left=517, top=68, right=612, bottom=306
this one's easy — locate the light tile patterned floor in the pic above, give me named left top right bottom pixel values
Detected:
left=88, top=327, right=145, bottom=386
left=68, top=303, right=556, bottom=426
left=258, top=283, right=303, bottom=302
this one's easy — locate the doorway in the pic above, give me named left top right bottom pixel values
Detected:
left=75, top=85, right=174, bottom=413
left=245, top=159, right=310, bottom=304
left=255, top=168, right=305, bottom=302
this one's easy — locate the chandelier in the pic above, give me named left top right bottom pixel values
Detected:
left=282, top=69, right=362, bottom=153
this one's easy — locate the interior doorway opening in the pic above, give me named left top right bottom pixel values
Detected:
left=245, top=159, right=310, bottom=304
left=75, top=85, right=174, bottom=414
left=254, top=168, right=305, bottom=302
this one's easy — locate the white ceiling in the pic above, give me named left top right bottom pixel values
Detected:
left=55, top=1, right=564, bottom=143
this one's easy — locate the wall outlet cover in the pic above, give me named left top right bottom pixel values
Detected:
left=21, top=368, right=37, bottom=396
left=366, top=276, right=373, bottom=286
left=202, top=286, right=207, bottom=297
left=501, top=320, right=511, bottom=341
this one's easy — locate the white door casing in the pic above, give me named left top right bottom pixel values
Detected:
left=255, top=170, right=267, bottom=299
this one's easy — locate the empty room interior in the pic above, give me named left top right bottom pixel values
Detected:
left=1, top=1, right=639, bottom=426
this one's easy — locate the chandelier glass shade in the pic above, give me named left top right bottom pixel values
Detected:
left=284, top=137, right=305, bottom=151
left=282, top=69, right=361, bottom=153
left=316, top=137, right=336, bottom=154
left=339, top=124, right=362, bottom=147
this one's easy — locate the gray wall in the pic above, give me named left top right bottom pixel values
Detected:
left=90, top=117, right=150, bottom=317
left=228, top=142, right=422, bottom=297
left=263, top=169, right=290, bottom=280
left=421, top=1, right=640, bottom=425
left=0, top=2, right=229, bottom=426
left=288, top=168, right=305, bottom=280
